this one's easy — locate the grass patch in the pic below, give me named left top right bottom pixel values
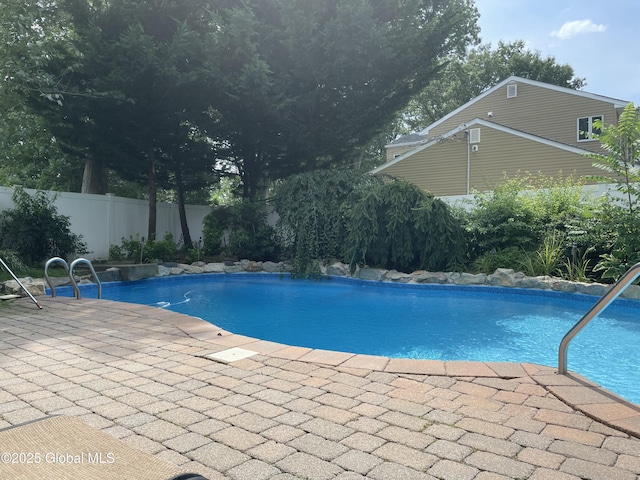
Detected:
left=0, top=267, right=69, bottom=282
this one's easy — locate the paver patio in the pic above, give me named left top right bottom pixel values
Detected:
left=1, top=296, right=640, bottom=479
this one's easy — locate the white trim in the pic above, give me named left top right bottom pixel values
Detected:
left=384, top=138, right=427, bottom=149
left=577, top=114, right=603, bottom=142
left=417, top=75, right=629, bottom=137
left=371, top=118, right=594, bottom=174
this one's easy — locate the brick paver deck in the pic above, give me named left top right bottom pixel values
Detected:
left=1, top=296, right=640, bottom=479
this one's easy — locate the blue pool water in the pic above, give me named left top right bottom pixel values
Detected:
left=62, top=273, right=640, bottom=403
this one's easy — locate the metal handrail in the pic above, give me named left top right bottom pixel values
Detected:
left=44, top=256, right=69, bottom=298
left=558, top=261, right=640, bottom=374
left=69, top=258, right=102, bottom=299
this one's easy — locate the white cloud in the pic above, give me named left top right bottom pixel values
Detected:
left=551, top=19, right=607, bottom=40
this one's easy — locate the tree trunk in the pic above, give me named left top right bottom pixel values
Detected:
left=81, top=154, right=108, bottom=194
left=147, top=148, right=157, bottom=240
left=175, top=169, right=193, bottom=249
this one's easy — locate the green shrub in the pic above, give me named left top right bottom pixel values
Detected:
left=0, top=249, right=27, bottom=272
left=109, top=233, right=179, bottom=263
left=471, top=247, right=524, bottom=274
left=0, top=187, right=87, bottom=265
left=590, top=203, right=640, bottom=281
left=464, top=173, right=591, bottom=259
left=344, top=180, right=466, bottom=272
left=144, top=233, right=178, bottom=262
left=273, top=170, right=382, bottom=277
left=202, top=199, right=279, bottom=261
left=202, top=212, right=224, bottom=256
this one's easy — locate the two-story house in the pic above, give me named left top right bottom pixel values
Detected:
left=373, top=76, right=630, bottom=196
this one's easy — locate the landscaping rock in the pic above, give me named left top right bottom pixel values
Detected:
left=384, top=270, right=413, bottom=283
left=575, top=282, right=609, bottom=296
left=262, top=261, right=283, bottom=273
left=326, top=262, right=349, bottom=277
left=204, top=263, right=225, bottom=273
left=453, top=272, right=487, bottom=285
left=549, top=279, right=578, bottom=293
left=224, top=264, right=243, bottom=273
left=411, top=271, right=448, bottom=284
left=96, top=268, right=121, bottom=283
left=488, top=268, right=518, bottom=287
left=356, top=267, right=387, bottom=282
left=2, top=278, right=46, bottom=296
left=516, top=275, right=552, bottom=289
left=622, top=284, right=640, bottom=300
left=181, top=264, right=204, bottom=274
left=157, top=265, right=171, bottom=276
left=170, top=267, right=184, bottom=275
left=245, top=261, right=263, bottom=272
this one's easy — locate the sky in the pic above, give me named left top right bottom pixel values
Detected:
left=472, top=0, right=640, bottom=105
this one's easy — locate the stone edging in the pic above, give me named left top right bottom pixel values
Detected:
left=3, top=259, right=638, bottom=301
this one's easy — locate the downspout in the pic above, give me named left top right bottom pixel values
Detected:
left=466, top=130, right=470, bottom=195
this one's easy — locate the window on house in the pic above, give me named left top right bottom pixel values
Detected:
left=577, top=115, right=603, bottom=141
left=507, top=84, right=517, bottom=98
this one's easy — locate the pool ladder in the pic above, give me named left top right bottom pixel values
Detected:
left=45, top=257, right=102, bottom=300
left=558, top=261, right=640, bottom=374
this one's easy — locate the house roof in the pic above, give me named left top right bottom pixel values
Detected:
left=417, top=75, right=630, bottom=137
left=386, top=133, right=427, bottom=147
left=371, top=117, right=596, bottom=174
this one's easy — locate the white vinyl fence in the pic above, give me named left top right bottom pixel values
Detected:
left=0, top=187, right=212, bottom=261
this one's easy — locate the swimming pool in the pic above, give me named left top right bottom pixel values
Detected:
left=62, top=273, right=640, bottom=403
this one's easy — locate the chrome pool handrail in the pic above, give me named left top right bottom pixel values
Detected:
left=558, top=261, right=640, bottom=374
left=69, top=258, right=102, bottom=299
left=44, top=256, right=69, bottom=298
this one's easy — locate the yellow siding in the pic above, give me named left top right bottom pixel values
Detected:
left=428, top=82, right=619, bottom=155
left=379, top=125, right=604, bottom=196
left=381, top=137, right=469, bottom=196
left=386, top=145, right=420, bottom=162
left=467, top=127, right=602, bottom=192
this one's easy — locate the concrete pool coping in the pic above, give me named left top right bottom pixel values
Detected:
left=4, top=295, right=640, bottom=479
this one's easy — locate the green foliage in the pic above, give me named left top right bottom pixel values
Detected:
left=587, top=103, right=640, bottom=213
left=0, top=249, right=27, bottom=273
left=516, top=232, right=564, bottom=277
left=345, top=180, right=466, bottom=272
left=471, top=247, right=524, bottom=274
left=0, top=187, right=87, bottom=265
left=581, top=104, right=640, bottom=280
left=273, top=170, right=382, bottom=277
left=108, top=244, right=124, bottom=262
left=110, top=233, right=179, bottom=263
left=562, top=247, right=592, bottom=282
left=202, top=213, right=224, bottom=256
left=203, top=200, right=278, bottom=261
left=590, top=205, right=640, bottom=281
left=464, top=176, right=537, bottom=255
left=145, top=233, right=178, bottom=262
left=464, top=173, right=592, bottom=259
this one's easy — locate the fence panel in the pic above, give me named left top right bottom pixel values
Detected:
left=0, top=187, right=211, bottom=260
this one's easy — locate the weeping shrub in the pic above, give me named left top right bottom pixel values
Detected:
left=344, top=180, right=466, bottom=272
left=273, top=170, right=382, bottom=277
